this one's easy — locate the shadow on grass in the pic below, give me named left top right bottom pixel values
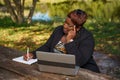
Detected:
left=85, top=22, right=120, bottom=56
left=0, top=16, right=31, bottom=28
left=0, top=16, right=54, bottom=28
left=13, top=36, right=47, bottom=52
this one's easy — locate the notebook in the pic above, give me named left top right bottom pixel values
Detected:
left=12, top=56, right=37, bottom=65
left=36, top=51, right=79, bottom=76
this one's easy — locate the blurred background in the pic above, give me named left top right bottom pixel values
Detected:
left=0, top=0, right=119, bottom=57
left=0, top=0, right=120, bottom=79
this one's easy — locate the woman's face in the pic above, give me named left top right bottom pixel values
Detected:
left=63, top=17, right=75, bottom=34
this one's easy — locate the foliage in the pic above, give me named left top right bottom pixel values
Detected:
left=3, top=0, right=38, bottom=24
left=36, top=0, right=120, bottom=22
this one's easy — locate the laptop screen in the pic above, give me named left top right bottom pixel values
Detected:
left=36, top=51, right=79, bottom=75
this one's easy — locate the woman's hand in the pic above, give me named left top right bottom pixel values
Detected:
left=66, top=26, right=76, bottom=43
left=23, top=53, right=33, bottom=61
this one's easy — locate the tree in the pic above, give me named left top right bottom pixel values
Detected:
left=3, top=0, right=38, bottom=24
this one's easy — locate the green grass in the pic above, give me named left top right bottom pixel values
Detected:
left=0, top=16, right=119, bottom=57
left=0, top=17, right=57, bottom=51
left=85, top=21, right=120, bottom=56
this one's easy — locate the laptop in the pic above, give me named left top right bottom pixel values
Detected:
left=36, top=51, right=79, bottom=76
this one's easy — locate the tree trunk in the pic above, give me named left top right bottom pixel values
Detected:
left=3, top=0, right=18, bottom=23
left=27, top=0, right=38, bottom=24
left=13, top=0, right=24, bottom=24
left=3, top=0, right=37, bottom=24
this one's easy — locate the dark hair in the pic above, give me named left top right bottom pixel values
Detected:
left=67, top=9, right=87, bottom=27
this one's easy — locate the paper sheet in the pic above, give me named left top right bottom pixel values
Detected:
left=12, top=56, right=38, bottom=65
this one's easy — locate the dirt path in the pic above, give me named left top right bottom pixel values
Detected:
left=93, top=52, right=120, bottom=79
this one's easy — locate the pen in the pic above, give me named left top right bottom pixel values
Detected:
left=27, top=47, right=29, bottom=61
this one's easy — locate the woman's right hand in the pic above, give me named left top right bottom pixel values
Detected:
left=66, top=26, right=76, bottom=43
left=23, top=53, right=34, bottom=61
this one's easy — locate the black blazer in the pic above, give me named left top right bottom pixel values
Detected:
left=32, top=26, right=100, bottom=73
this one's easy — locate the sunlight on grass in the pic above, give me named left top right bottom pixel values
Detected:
left=0, top=24, right=53, bottom=52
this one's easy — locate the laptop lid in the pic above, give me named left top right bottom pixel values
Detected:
left=36, top=51, right=79, bottom=75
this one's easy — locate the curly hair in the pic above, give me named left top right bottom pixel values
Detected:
left=67, top=9, right=87, bottom=28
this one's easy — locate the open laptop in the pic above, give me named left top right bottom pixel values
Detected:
left=36, top=51, right=79, bottom=76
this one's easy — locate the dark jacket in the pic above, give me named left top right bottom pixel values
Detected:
left=32, top=26, right=100, bottom=73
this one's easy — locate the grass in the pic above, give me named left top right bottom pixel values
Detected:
left=85, top=21, right=120, bottom=56
left=0, top=17, right=57, bottom=52
left=0, top=26, right=51, bottom=51
left=0, top=16, right=119, bottom=57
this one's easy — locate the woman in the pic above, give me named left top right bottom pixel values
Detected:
left=24, top=9, right=100, bottom=73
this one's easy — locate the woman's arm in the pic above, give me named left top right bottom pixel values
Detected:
left=65, top=33, right=95, bottom=66
left=31, top=28, right=57, bottom=58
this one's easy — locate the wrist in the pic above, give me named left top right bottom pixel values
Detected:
left=67, top=39, right=74, bottom=43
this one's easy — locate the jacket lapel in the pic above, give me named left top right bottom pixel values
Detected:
left=51, top=26, right=64, bottom=51
left=53, top=30, right=64, bottom=46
